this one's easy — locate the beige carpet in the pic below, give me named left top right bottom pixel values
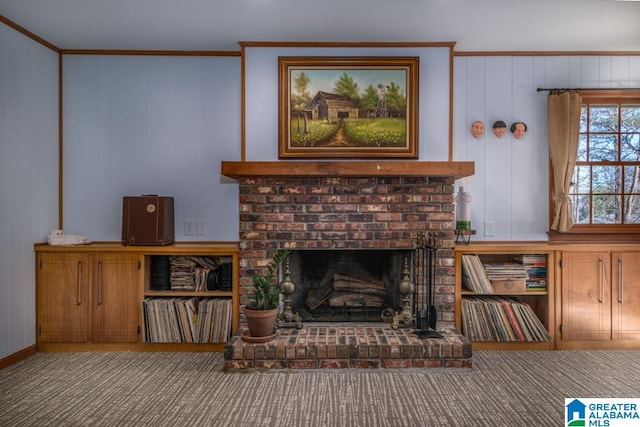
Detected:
left=0, top=350, right=638, bottom=426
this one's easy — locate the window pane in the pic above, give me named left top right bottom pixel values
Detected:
left=621, top=133, right=640, bottom=161
left=577, top=134, right=588, bottom=161
left=567, top=95, right=640, bottom=229
left=624, top=195, right=640, bottom=224
left=592, top=165, right=621, bottom=194
left=624, top=165, right=640, bottom=193
left=592, top=195, right=621, bottom=224
left=589, top=105, right=619, bottom=132
left=572, top=166, right=591, bottom=193
left=588, top=134, right=618, bottom=161
left=571, top=194, right=590, bottom=224
left=621, top=105, right=640, bottom=133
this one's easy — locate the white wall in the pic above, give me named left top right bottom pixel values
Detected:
left=62, top=55, right=241, bottom=242
left=244, top=46, right=451, bottom=161
left=454, top=55, right=640, bottom=241
left=0, top=24, right=59, bottom=358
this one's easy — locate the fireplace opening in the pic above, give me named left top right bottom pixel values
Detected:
left=285, top=249, right=412, bottom=322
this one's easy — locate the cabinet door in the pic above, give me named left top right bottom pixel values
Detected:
left=561, top=251, right=611, bottom=341
left=90, top=253, right=139, bottom=343
left=611, top=252, right=640, bottom=340
left=38, top=253, right=90, bottom=342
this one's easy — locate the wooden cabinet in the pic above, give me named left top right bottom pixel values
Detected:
left=611, top=252, right=640, bottom=341
left=37, top=252, right=138, bottom=344
left=90, top=253, right=139, bottom=343
left=37, top=252, right=90, bottom=342
left=35, top=242, right=239, bottom=352
left=454, top=244, right=555, bottom=350
left=558, top=248, right=640, bottom=349
left=559, top=251, right=609, bottom=341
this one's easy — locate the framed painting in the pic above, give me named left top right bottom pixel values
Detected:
left=278, top=56, right=419, bottom=159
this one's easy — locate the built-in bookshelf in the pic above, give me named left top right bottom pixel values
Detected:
left=142, top=297, right=232, bottom=343
left=142, top=253, right=235, bottom=344
left=455, top=244, right=555, bottom=350
left=140, top=247, right=238, bottom=350
left=35, top=242, right=239, bottom=352
left=461, top=296, right=551, bottom=342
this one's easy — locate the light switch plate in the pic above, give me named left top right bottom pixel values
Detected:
left=184, top=219, right=194, bottom=235
left=484, top=221, right=495, bottom=237
left=195, top=220, right=205, bottom=235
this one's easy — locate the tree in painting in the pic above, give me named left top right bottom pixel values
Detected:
left=291, top=72, right=312, bottom=135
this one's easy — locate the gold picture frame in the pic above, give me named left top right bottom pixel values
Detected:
left=278, top=56, right=419, bottom=159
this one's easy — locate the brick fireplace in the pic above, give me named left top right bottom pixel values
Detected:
left=221, top=160, right=474, bottom=369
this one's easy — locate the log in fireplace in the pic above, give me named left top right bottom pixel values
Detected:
left=286, top=249, right=410, bottom=322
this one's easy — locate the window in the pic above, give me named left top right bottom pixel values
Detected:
left=563, top=90, right=640, bottom=236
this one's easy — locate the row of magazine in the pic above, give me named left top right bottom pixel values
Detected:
left=461, top=295, right=551, bottom=342
left=142, top=297, right=232, bottom=343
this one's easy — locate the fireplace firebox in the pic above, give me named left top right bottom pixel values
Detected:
left=286, top=249, right=411, bottom=322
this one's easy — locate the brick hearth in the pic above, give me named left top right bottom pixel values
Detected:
left=224, top=326, right=472, bottom=371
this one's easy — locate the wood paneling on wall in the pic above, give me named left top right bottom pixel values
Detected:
left=453, top=55, right=640, bottom=241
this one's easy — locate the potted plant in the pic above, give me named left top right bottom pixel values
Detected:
left=243, top=249, right=290, bottom=340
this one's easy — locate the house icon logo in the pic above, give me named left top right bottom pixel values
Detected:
left=566, top=399, right=586, bottom=426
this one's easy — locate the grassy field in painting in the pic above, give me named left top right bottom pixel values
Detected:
left=289, top=118, right=406, bottom=147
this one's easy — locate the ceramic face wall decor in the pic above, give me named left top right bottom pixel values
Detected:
left=492, top=120, right=507, bottom=138
left=471, top=121, right=485, bottom=138
left=510, top=121, right=527, bottom=139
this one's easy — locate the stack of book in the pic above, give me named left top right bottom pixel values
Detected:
left=514, top=254, right=547, bottom=291
left=141, top=297, right=232, bottom=343
left=461, top=254, right=494, bottom=293
left=481, top=262, right=529, bottom=282
left=482, top=261, right=529, bottom=293
left=169, top=256, right=219, bottom=291
left=461, top=295, right=551, bottom=342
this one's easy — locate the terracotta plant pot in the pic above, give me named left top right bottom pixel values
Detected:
left=244, top=307, right=278, bottom=338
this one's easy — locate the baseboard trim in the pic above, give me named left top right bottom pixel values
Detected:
left=0, top=345, right=37, bottom=370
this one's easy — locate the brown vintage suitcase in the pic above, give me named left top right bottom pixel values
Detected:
left=122, top=195, right=174, bottom=246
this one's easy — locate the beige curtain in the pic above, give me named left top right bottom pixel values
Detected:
left=548, top=91, right=582, bottom=232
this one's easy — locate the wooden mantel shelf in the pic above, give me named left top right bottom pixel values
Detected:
left=221, top=161, right=474, bottom=179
